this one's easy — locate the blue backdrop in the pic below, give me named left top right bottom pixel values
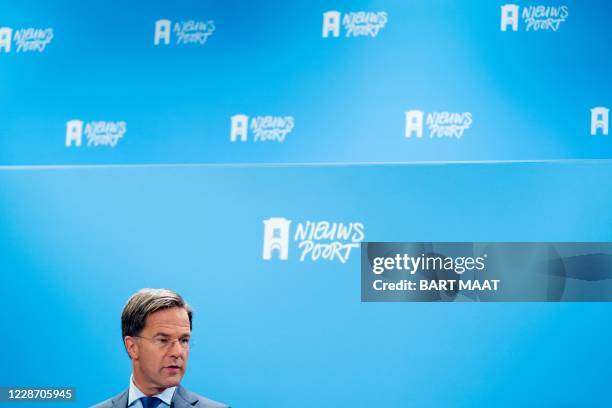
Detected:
left=1, top=0, right=611, bottom=407
left=2, top=163, right=612, bottom=406
left=0, top=0, right=610, bottom=164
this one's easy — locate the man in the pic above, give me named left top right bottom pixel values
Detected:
left=92, top=288, right=229, bottom=408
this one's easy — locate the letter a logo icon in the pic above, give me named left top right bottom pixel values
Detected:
left=322, top=11, right=341, bottom=38
left=501, top=4, right=519, bottom=32
left=154, top=19, right=171, bottom=45
left=0, top=27, right=12, bottom=52
left=591, top=107, right=609, bottom=136
left=230, top=114, right=249, bottom=142
left=262, top=217, right=291, bottom=260
left=66, top=120, right=84, bottom=147
left=405, top=110, right=424, bottom=138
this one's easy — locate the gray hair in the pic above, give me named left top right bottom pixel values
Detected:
left=121, top=288, right=193, bottom=339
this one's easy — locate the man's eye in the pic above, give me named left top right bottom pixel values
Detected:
left=180, top=338, right=190, bottom=345
left=157, top=338, right=170, bottom=345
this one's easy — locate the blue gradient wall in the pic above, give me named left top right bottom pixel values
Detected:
left=0, top=0, right=610, bottom=164
left=2, top=163, right=612, bottom=406
left=1, top=0, right=611, bottom=407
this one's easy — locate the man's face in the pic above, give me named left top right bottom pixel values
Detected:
left=127, top=307, right=191, bottom=393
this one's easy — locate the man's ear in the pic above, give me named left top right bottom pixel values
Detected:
left=124, top=336, right=139, bottom=360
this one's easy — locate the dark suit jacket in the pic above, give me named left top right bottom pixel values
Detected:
left=90, top=384, right=229, bottom=408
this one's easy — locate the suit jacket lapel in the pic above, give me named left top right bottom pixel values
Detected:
left=111, top=389, right=129, bottom=408
left=171, top=385, right=197, bottom=408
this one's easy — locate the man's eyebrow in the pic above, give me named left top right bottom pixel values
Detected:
left=151, top=331, right=191, bottom=338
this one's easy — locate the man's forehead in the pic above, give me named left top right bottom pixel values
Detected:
left=144, top=307, right=191, bottom=331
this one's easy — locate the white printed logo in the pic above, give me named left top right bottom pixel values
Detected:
left=322, top=11, right=388, bottom=38
left=65, top=120, right=127, bottom=148
left=262, top=217, right=365, bottom=263
left=405, top=110, right=473, bottom=139
left=0, top=26, right=53, bottom=53
left=154, top=19, right=215, bottom=46
left=591, top=107, right=609, bottom=136
left=263, top=218, right=292, bottom=260
left=230, top=114, right=295, bottom=143
left=501, top=4, right=569, bottom=32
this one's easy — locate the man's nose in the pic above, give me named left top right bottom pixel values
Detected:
left=167, top=339, right=184, bottom=357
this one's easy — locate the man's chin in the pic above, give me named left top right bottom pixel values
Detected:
left=160, top=371, right=183, bottom=386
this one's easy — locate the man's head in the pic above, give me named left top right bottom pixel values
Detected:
left=122, top=288, right=193, bottom=395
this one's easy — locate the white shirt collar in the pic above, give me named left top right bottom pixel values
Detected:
left=127, top=374, right=176, bottom=406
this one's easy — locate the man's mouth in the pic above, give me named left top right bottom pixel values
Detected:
left=164, top=365, right=181, bottom=371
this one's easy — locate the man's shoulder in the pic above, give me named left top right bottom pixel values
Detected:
left=89, top=385, right=229, bottom=408
left=89, top=389, right=127, bottom=408
left=175, top=385, right=230, bottom=408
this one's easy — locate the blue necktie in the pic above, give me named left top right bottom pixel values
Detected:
left=140, top=396, right=162, bottom=408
